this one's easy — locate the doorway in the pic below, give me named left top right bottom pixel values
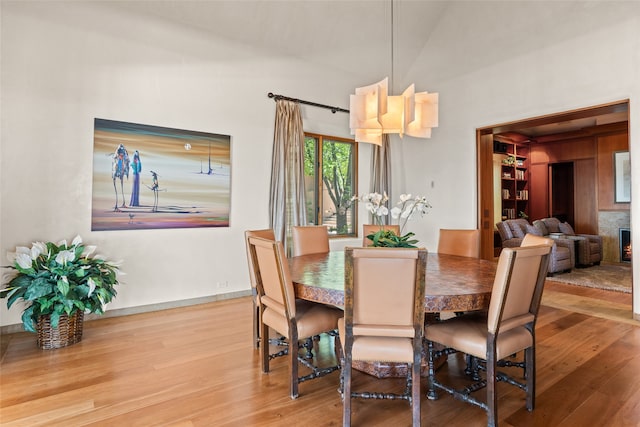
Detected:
left=549, top=162, right=574, bottom=225
left=476, top=99, right=630, bottom=260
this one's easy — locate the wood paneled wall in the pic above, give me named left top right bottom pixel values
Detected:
left=530, top=137, right=596, bottom=233
left=598, top=133, right=630, bottom=211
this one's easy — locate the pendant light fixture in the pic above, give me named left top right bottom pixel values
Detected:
left=349, top=1, right=438, bottom=145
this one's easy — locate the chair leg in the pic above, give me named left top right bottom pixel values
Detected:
left=426, top=340, right=438, bottom=400
left=289, top=338, right=299, bottom=399
left=253, top=300, right=260, bottom=349
left=486, top=354, right=497, bottom=427
left=525, top=345, right=535, bottom=411
left=260, top=321, right=270, bottom=373
left=343, top=357, right=352, bottom=427
left=412, top=359, right=421, bottom=426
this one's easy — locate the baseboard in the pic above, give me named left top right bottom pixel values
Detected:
left=0, top=290, right=252, bottom=336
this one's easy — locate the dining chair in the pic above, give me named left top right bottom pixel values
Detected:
left=362, top=224, right=400, bottom=246
left=291, top=225, right=330, bottom=257
left=425, top=242, right=551, bottom=427
left=247, top=236, right=342, bottom=399
left=244, top=229, right=276, bottom=349
left=437, top=229, right=480, bottom=258
left=339, top=246, right=427, bottom=426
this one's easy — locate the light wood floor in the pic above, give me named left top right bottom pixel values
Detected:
left=1, top=283, right=638, bottom=426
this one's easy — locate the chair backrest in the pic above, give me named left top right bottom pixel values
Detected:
left=344, top=247, right=427, bottom=339
left=521, top=233, right=553, bottom=248
left=291, top=225, right=330, bottom=257
left=437, top=229, right=480, bottom=258
left=487, top=244, right=551, bottom=335
left=245, top=229, right=276, bottom=291
left=248, top=236, right=296, bottom=320
left=362, top=224, right=400, bottom=247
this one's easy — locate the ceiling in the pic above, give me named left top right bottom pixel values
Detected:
left=96, top=1, right=631, bottom=141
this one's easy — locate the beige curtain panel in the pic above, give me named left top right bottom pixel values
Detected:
left=371, top=134, right=392, bottom=224
left=269, top=100, right=307, bottom=256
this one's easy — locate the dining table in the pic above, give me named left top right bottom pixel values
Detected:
left=288, top=250, right=498, bottom=378
left=289, top=250, right=496, bottom=312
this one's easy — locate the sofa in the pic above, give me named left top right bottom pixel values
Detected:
left=532, top=217, right=602, bottom=267
left=496, top=218, right=575, bottom=275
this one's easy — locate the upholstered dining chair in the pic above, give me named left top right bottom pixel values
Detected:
left=292, top=225, right=330, bottom=257
left=339, top=247, right=427, bottom=427
left=362, top=224, right=400, bottom=246
left=244, top=229, right=276, bottom=349
left=437, top=229, right=480, bottom=258
left=247, top=236, right=342, bottom=399
left=425, top=242, right=551, bottom=427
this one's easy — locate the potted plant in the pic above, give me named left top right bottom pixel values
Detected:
left=353, top=192, right=432, bottom=248
left=1, top=235, right=121, bottom=349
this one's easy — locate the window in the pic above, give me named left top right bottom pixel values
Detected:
left=304, top=133, right=358, bottom=237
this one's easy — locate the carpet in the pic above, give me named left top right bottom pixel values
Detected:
left=545, top=263, right=632, bottom=293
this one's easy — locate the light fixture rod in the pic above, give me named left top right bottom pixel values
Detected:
left=390, top=0, right=394, bottom=92
left=267, top=92, right=349, bottom=114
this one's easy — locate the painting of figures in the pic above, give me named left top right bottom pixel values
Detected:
left=92, top=119, right=231, bottom=231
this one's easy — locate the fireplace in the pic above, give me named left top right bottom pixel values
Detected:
left=620, top=228, right=631, bottom=262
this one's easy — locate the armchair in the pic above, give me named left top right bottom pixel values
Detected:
left=534, top=218, right=602, bottom=267
left=495, top=219, right=529, bottom=248
left=496, top=218, right=574, bottom=275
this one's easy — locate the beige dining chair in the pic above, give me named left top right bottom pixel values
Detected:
left=362, top=224, right=400, bottom=246
left=339, top=246, right=427, bottom=426
left=291, top=225, right=330, bottom=257
left=437, top=229, right=480, bottom=258
left=244, top=229, right=276, bottom=349
left=247, top=236, right=342, bottom=399
left=425, top=242, right=552, bottom=427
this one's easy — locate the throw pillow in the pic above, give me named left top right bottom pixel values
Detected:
left=526, top=224, right=543, bottom=236
left=532, top=220, right=548, bottom=236
left=558, top=221, right=575, bottom=235
left=509, top=222, right=526, bottom=239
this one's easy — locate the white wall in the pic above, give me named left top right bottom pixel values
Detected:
left=0, top=2, right=366, bottom=327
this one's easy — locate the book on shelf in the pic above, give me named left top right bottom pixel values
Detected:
left=502, top=208, right=516, bottom=219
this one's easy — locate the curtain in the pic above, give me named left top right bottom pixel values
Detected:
left=371, top=134, right=392, bottom=224
left=269, top=100, right=307, bottom=256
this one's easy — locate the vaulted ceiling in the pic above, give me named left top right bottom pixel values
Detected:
left=100, top=1, right=632, bottom=138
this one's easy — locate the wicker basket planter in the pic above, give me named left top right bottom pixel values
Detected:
left=36, top=311, right=84, bottom=350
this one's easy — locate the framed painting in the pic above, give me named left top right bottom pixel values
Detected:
left=614, top=150, right=631, bottom=203
left=91, top=119, right=231, bottom=231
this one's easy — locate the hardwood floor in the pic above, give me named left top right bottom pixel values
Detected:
left=1, top=284, right=638, bottom=426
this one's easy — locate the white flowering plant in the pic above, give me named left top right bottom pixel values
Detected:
left=353, top=192, right=432, bottom=248
left=1, top=236, right=121, bottom=332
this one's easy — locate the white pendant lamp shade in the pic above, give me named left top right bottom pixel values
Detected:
left=406, top=92, right=438, bottom=138
left=350, top=77, right=438, bottom=144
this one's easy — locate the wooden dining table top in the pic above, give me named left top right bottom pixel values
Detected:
left=288, top=250, right=496, bottom=313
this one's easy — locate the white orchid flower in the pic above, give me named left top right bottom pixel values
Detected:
left=399, top=194, right=412, bottom=203
left=390, top=206, right=402, bottom=219
left=15, top=253, right=33, bottom=269
left=55, top=249, right=76, bottom=265
left=87, top=277, right=96, bottom=297
left=72, top=235, right=83, bottom=247
left=377, top=206, right=389, bottom=217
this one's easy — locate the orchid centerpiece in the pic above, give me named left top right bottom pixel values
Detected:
left=354, top=192, right=432, bottom=248
left=1, top=235, right=122, bottom=332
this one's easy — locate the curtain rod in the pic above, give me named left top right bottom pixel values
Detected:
left=267, top=92, right=349, bottom=114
